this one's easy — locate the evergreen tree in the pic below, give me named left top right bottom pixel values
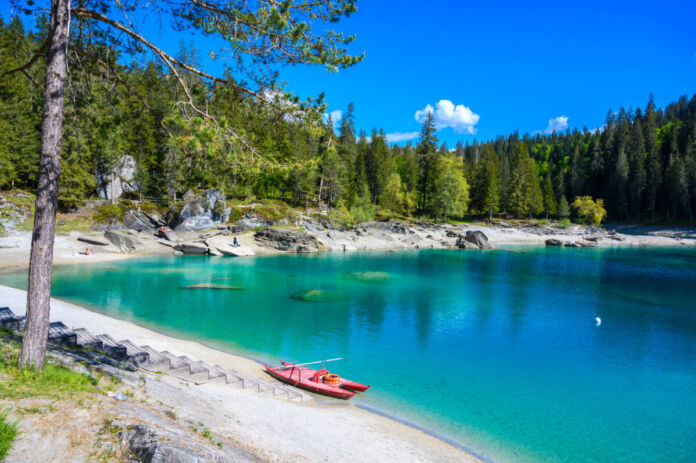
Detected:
left=558, top=195, right=570, bottom=219
left=543, top=170, right=557, bottom=220
left=416, top=112, right=438, bottom=213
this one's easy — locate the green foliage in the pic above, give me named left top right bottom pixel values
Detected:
left=0, top=409, right=19, bottom=460
left=93, top=203, right=126, bottom=223
left=350, top=185, right=375, bottom=224
left=431, top=155, right=470, bottom=220
left=380, top=172, right=407, bottom=216
left=1, top=17, right=696, bottom=223
left=328, top=202, right=356, bottom=228
left=571, top=196, right=607, bottom=225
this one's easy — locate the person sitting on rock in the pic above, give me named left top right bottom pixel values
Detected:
left=233, top=237, right=239, bottom=247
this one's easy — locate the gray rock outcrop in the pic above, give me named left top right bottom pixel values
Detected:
left=104, top=230, right=142, bottom=253
left=254, top=227, right=321, bottom=253
left=157, top=228, right=179, bottom=242
left=456, top=235, right=479, bottom=249
left=464, top=230, right=493, bottom=249
left=97, top=155, right=138, bottom=200
left=119, top=424, right=232, bottom=463
left=174, top=242, right=209, bottom=255
left=170, top=189, right=231, bottom=232
left=545, top=238, right=563, bottom=246
left=123, top=211, right=157, bottom=232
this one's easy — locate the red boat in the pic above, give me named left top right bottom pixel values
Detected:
left=264, top=359, right=370, bottom=400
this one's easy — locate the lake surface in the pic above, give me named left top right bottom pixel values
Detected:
left=2, top=247, right=695, bottom=462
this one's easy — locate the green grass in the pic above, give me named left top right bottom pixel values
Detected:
left=0, top=409, right=19, bottom=459
left=56, top=216, right=94, bottom=233
left=0, top=347, right=97, bottom=400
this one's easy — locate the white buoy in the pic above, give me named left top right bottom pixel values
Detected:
left=595, top=317, right=602, bottom=326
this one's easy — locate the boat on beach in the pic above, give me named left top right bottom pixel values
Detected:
left=265, top=358, right=370, bottom=399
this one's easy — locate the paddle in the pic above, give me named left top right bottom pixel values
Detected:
left=275, top=357, right=343, bottom=370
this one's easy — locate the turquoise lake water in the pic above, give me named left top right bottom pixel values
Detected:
left=1, top=247, right=695, bottom=462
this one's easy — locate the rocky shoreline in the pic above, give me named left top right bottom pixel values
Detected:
left=2, top=187, right=696, bottom=269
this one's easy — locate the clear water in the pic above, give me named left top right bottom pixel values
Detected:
left=1, top=247, right=695, bottom=462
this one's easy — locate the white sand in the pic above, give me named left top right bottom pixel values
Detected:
left=0, top=284, right=481, bottom=462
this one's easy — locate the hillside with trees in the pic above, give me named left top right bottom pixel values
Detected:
left=1, top=17, right=695, bottom=224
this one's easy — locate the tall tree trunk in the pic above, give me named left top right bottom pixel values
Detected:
left=18, top=0, right=71, bottom=370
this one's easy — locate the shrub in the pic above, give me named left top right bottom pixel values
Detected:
left=571, top=196, right=607, bottom=226
left=327, top=203, right=355, bottom=228
left=350, top=199, right=375, bottom=224
left=92, top=203, right=124, bottom=223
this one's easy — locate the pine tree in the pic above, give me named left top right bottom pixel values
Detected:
left=543, top=170, right=557, bottom=220
left=416, top=112, right=438, bottom=213
left=558, top=195, right=570, bottom=219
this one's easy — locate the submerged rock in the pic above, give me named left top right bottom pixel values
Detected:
left=291, top=289, right=346, bottom=302
left=345, top=271, right=390, bottom=282
left=181, top=283, right=243, bottom=290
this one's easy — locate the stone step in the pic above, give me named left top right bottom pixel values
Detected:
left=48, top=321, right=77, bottom=346
left=0, top=307, right=23, bottom=332
left=185, top=360, right=228, bottom=383
left=73, top=328, right=104, bottom=350
left=139, top=345, right=171, bottom=371
left=117, top=339, right=150, bottom=366
left=95, top=334, right=128, bottom=360
left=159, top=351, right=191, bottom=373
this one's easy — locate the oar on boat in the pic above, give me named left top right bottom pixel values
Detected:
left=275, top=357, right=343, bottom=370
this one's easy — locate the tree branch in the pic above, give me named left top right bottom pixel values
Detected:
left=72, top=8, right=260, bottom=99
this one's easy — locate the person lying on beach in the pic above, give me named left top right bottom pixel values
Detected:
left=80, top=248, right=95, bottom=256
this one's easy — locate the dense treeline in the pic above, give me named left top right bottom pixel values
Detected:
left=1, top=18, right=695, bottom=222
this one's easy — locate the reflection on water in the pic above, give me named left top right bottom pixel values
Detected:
left=1, top=247, right=695, bottom=462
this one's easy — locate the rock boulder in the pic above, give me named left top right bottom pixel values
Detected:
left=254, top=227, right=321, bottom=253
left=456, top=236, right=479, bottom=249
left=464, top=230, right=493, bottom=249
left=174, top=242, right=209, bottom=255
left=104, top=230, right=141, bottom=253
left=545, top=239, right=563, bottom=246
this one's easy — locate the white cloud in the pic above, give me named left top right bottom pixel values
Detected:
left=414, top=100, right=480, bottom=134
left=544, top=116, right=569, bottom=134
left=386, top=131, right=419, bottom=143
left=323, top=109, right=342, bottom=128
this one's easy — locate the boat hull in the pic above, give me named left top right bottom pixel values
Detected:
left=278, top=360, right=371, bottom=392
left=265, top=364, right=356, bottom=399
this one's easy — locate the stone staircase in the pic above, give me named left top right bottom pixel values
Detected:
left=0, top=306, right=312, bottom=403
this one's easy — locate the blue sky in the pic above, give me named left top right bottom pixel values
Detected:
left=3, top=0, right=695, bottom=145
